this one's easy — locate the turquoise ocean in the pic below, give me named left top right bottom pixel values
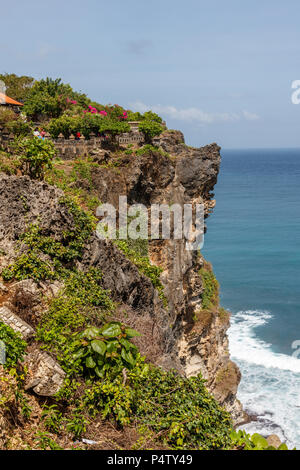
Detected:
left=203, top=148, right=300, bottom=448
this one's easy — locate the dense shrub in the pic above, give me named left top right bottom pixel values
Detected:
left=0, top=323, right=27, bottom=368
left=48, top=114, right=130, bottom=139
left=0, top=151, right=20, bottom=175
left=36, top=269, right=114, bottom=375
left=230, top=430, right=289, bottom=450
left=0, top=107, right=17, bottom=127
left=7, top=119, right=33, bottom=137
left=0, top=73, right=34, bottom=102
left=73, top=360, right=233, bottom=449
left=13, top=136, right=56, bottom=179
left=2, top=252, right=56, bottom=282
left=72, top=322, right=140, bottom=378
left=23, top=78, right=89, bottom=120
left=139, top=120, right=164, bottom=142
left=199, top=264, right=219, bottom=309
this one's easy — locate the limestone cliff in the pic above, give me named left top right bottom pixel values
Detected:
left=0, top=130, right=244, bottom=425
left=88, top=130, right=244, bottom=422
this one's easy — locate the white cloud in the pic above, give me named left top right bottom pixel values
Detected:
left=130, top=101, right=260, bottom=124
left=242, top=110, right=260, bottom=121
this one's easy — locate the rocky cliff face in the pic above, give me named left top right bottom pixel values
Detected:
left=81, top=130, right=244, bottom=422
left=0, top=130, right=244, bottom=424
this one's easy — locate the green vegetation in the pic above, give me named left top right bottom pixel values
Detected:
left=36, top=269, right=114, bottom=376
left=47, top=114, right=131, bottom=140
left=72, top=322, right=141, bottom=379
left=0, top=74, right=291, bottom=451
left=23, top=77, right=89, bottom=120
left=230, top=430, right=289, bottom=450
left=135, top=144, right=169, bottom=158
left=0, top=73, right=34, bottom=102
left=2, top=195, right=94, bottom=284
left=12, top=137, right=56, bottom=179
left=44, top=360, right=233, bottom=449
left=199, top=263, right=219, bottom=310
left=139, top=120, right=164, bottom=142
left=0, top=323, right=27, bottom=368
left=2, top=252, right=56, bottom=282
left=0, top=150, right=20, bottom=175
left=115, top=240, right=166, bottom=305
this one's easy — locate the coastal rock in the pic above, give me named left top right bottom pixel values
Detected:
left=24, top=348, right=66, bottom=396
left=0, top=131, right=244, bottom=423
left=267, top=434, right=282, bottom=448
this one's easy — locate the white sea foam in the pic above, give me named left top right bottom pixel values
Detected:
left=228, top=309, right=300, bottom=448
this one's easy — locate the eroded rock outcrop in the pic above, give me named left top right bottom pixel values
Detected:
left=0, top=130, right=244, bottom=422
left=88, top=131, right=244, bottom=422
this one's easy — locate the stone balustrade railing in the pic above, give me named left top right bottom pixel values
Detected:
left=0, top=127, right=146, bottom=159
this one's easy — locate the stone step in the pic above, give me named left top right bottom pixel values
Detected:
left=0, top=306, right=35, bottom=339
left=24, top=349, right=66, bottom=396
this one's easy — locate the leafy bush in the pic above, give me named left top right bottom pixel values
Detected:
left=0, top=107, right=17, bottom=127
left=48, top=113, right=131, bottom=140
left=139, top=121, right=164, bottom=142
left=0, top=151, right=20, bottom=175
left=199, top=264, right=219, bottom=309
left=2, top=197, right=94, bottom=284
left=23, top=78, right=89, bottom=120
left=230, top=430, right=289, bottom=450
left=0, top=323, right=27, bottom=368
left=0, top=73, right=34, bottom=102
left=36, top=268, right=114, bottom=375
left=72, top=322, right=141, bottom=378
left=81, top=361, right=232, bottom=449
left=142, top=111, right=163, bottom=123
left=2, top=252, right=56, bottom=282
left=14, top=136, right=56, bottom=179
left=7, top=119, right=33, bottom=138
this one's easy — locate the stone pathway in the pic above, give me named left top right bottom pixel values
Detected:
left=0, top=288, right=65, bottom=396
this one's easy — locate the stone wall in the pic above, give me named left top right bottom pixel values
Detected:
left=51, top=134, right=106, bottom=159
left=0, top=128, right=146, bottom=159
left=117, top=132, right=144, bottom=146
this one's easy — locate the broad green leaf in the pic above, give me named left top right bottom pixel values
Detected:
left=72, top=348, right=86, bottom=360
left=91, top=339, right=106, bottom=356
left=278, top=443, right=288, bottom=450
left=95, top=366, right=104, bottom=378
left=106, top=340, right=119, bottom=353
left=120, top=338, right=137, bottom=351
left=82, top=326, right=101, bottom=339
left=121, top=348, right=135, bottom=367
left=85, top=356, right=96, bottom=368
left=101, top=323, right=121, bottom=337
left=251, top=433, right=268, bottom=449
left=125, top=328, right=141, bottom=338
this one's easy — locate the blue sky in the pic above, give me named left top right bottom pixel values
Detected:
left=1, top=0, right=300, bottom=148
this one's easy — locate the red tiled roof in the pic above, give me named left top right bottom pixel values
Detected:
left=0, top=92, right=23, bottom=106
